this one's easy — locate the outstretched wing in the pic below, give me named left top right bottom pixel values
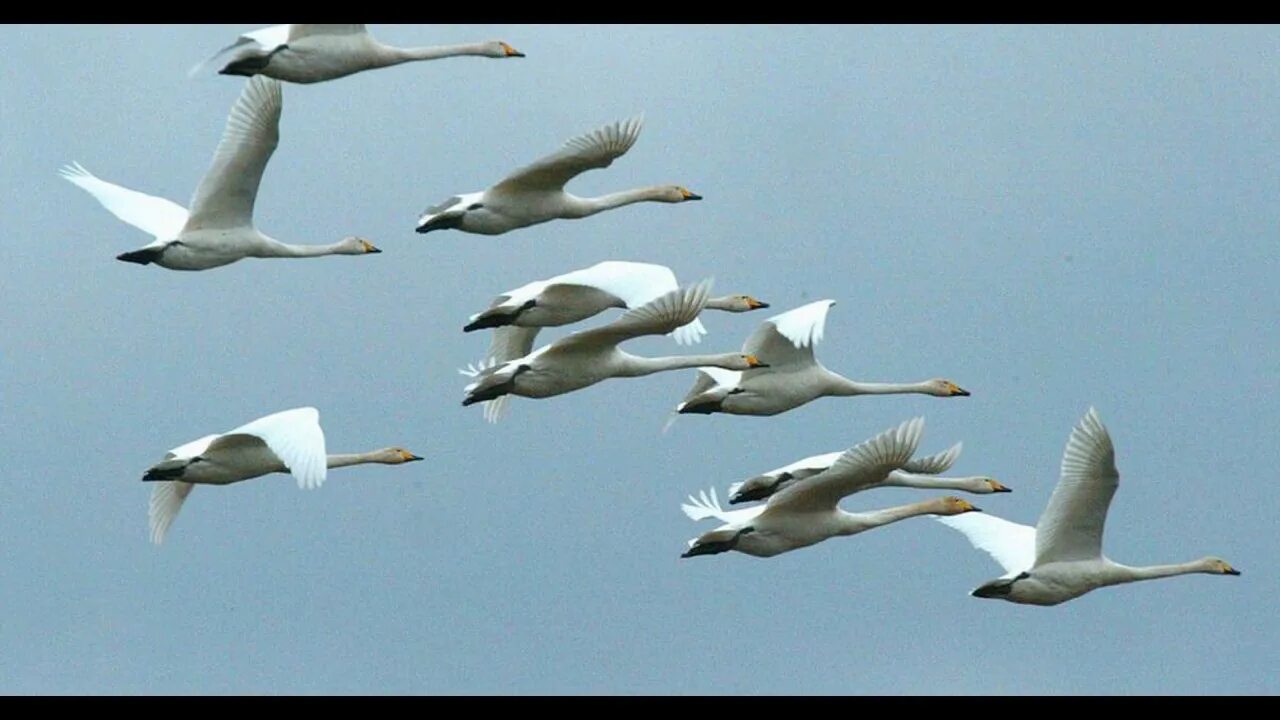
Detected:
left=681, top=486, right=763, bottom=526
left=59, top=162, right=189, bottom=242
left=902, top=442, right=963, bottom=475
left=767, top=417, right=924, bottom=514
left=218, top=407, right=327, bottom=489
left=184, top=76, right=283, bottom=231
left=490, top=116, right=644, bottom=195
left=149, top=481, right=194, bottom=545
left=935, top=513, right=1036, bottom=578
left=1034, top=407, right=1120, bottom=565
left=550, top=278, right=712, bottom=353
left=741, top=299, right=835, bottom=374
left=188, top=24, right=291, bottom=78
left=546, top=261, right=707, bottom=345
left=287, top=24, right=368, bottom=41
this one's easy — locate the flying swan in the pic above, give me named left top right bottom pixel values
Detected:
left=727, top=438, right=1009, bottom=504
left=143, top=407, right=423, bottom=544
left=190, top=24, right=524, bottom=84
left=416, top=116, right=701, bottom=236
left=673, top=300, right=970, bottom=418
left=680, top=417, right=983, bottom=559
left=935, top=407, right=1240, bottom=606
left=61, top=76, right=381, bottom=271
left=460, top=279, right=765, bottom=419
left=465, top=260, right=768, bottom=377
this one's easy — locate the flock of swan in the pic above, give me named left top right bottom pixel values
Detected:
left=63, top=24, right=1240, bottom=607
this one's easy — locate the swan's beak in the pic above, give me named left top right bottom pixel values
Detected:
left=989, top=480, right=1012, bottom=493
left=746, top=355, right=769, bottom=368
left=501, top=43, right=525, bottom=57
left=948, top=383, right=971, bottom=397
left=680, top=188, right=702, bottom=201
left=360, top=239, right=381, bottom=254
left=747, top=298, right=770, bottom=310
left=1225, top=566, right=1242, bottom=576
left=401, top=452, right=424, bottom=463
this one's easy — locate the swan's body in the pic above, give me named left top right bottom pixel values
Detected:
left=61, top=77, right=380, bottom=271
left=466, top=261, right=768, bottom=374
left=415, top=116, right=700, bottom=236
left=673, top=300, right=970, bottom=417
left=727, top=439, right=1009, bottom=504
left=680, top=418, right=982, bottom=559
left=460, top=280, right=765, bottom=419
left=143, top=407, right=422, bottom=544
left=936, top=408, right=1241, bottom=606
left=192, top=24, right=524, bottom=84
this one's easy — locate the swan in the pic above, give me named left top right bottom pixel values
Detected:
left=673, top=299, right=970, bottom=417
left=190, top=24, right=524, bottom=84
left=727, top=439, right=1009, bottom=504
left=935, top=408, right=1241, bottom=606
left=680, top=418, right=983, bottom=559
left=460, top=279, right=766, bottom=419
left=466, top=261, right=768, bottom=373
left=143, top=407, right=423, bottom=544
left=415, top=116, right=701, bottom=236
left=61, top=76, right=381, bottom=271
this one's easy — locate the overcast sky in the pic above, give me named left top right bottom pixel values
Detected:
left=2, top=24, right=1276, bottom=694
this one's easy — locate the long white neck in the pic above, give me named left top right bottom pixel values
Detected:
left=253, top=237, right=350, bottom=259
left=1107, top=559, right=1220, bottom=585
left=566, top=187, right=673, bottom=218
left=836, top=499, right=940, bottom=536
left=377, top=42, right=497, bottom=66
left=826, top=375, right=938, bottom=397
left=325, top=451, right=387, bottom=469
left=618, top=353, right=743, bottom=378
left=883, top=471, right=989, bottom=493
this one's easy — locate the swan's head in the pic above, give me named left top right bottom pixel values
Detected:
left=375, top=447, right=424, bottom=464
left=1202, top=557, right=1242, bottom=576
left=979, top=478, right=1011, bottom=493
left=659, top=185, right=702, bottom=203
left=339, top=237, right=382, bottom=255
left=935, top=496, right=982, bottom=516
left=723, top=354, right=768, bottom=371
left=925, top=379, right=970, bottom=397
left=487, top=41, right=525, bottom=58
left=707, top=295, right=770, bottom=313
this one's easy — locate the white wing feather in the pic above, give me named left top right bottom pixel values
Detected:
left=935, top=513, right=1037, bottom=578
left=149, top=481, right=194, bottom=545
left=491, top=115, right=645, bottom=194
left=767, top=417, right=924, bottom=513
left=59, top=162, right=189, bottom=242
left=187, top=24, right=292, bottom=77
left=680, top=486, right=764, bottom=525
left=224, top=407, right=327, bottom=489
left=902, top=442, right=963, bottom=475
left=742, top=299, right=836, bottom=371
left=1034, top=407, right=1120, bottom=565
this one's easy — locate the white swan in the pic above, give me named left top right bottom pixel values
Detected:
left=191, top=24, right=524, bottom=84
left=680, top=418, right=983, bottom=559
left=673, top=300, right=970, bottom=417
left=935, top=408, right=1241, bottom=606
left=460, top=279, right=765, bottom=419
left=61, top=76, right=381, bottom=271
left=415, top=116, right=701, bottom=236
left=727, top=439, right=1009, bottom=504
left=466, top=261, right=768, bottom=372
left=144, top=407, right=423, bottom=544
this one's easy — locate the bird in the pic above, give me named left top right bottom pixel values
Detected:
left=460, top=279, right=766, bottom=420
left=190, top=24, right=524, bottom=84
left=465, top=260, right=768, bottom=374
left=415, top=115, right=701, bottom=236
left=672, top=299, right=970, bottom=417
left=935, top=408, right=1241, bottom=606
left=143, top=407, right=423, bottom=544
left=727, top=439, right=1009, bottom=504
left=61, top=76, right=381, bottom=271
left=680, top=418, right=983, bottom=559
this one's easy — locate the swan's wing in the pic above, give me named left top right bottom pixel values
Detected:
left=216, top=407, right=327, bottom=489
left=183, top=76, right=283, bottom=231
left=678, top=366, right=740, bottom=406
left=165, top=433, right=220, bottom=461
left=486, top=326, right=541, bottom=367
left=458, top=358, right=516, bottom=424
left=680, top=486, right=762, bottom=525
left=287, top=24, right=368, bottom=41
left=149, top=481, right=194, bottom=545
left=727, top=450, right=844, bottom=501
left=935, top=513, right=1036, bottom=578
left=59, top=162, right=189, bottom=242
left=490, top=115, right=644, bottom=195
left=903, top=442, right=963, bottom=475
left=550, top=278, right=712, bottom=352
left=741, top=299, right=836, bottom=373
left=546, top=261, right=707, bottom=346
left=188, top=24, right=291, bottom=77
left=767, top=417, right=924, bottom=514
left=1033, top=407, right=1120, bottom=565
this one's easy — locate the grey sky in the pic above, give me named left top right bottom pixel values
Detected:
left=2, top=24, right=1276, bottom=694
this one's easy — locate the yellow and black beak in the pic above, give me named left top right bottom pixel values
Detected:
left=501, top=43, right=525, bottom=58
left=950, top=384, right=970, bottom=397
left=747, top=298, right=770, bottom=310
left=1225, top=566, right=1242, bottom=576
left=746, top=355, right=769, bottom=368
left=990, top=481, right=1012, bottom=493
left=681, top=188, right=702, bottom=201
left=361, top=240, right=382, bottom=254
